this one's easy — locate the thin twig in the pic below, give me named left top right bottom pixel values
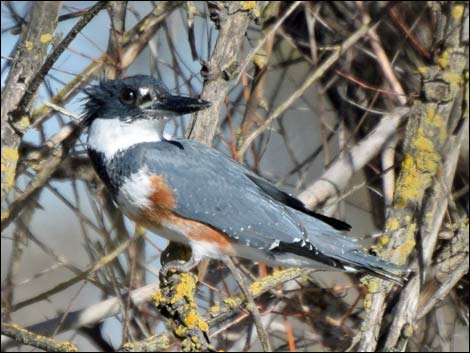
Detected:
left=238, top=22, right=371, bottom=157
left=223, top=257, right=272, bottom=352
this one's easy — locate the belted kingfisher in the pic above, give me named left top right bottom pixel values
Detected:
left=83, top=75, right=407, bottom=283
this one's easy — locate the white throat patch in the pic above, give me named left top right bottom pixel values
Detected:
left=87, top=118, right=165, bottom=159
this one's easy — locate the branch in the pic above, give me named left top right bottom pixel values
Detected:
left=298, top=107, right=409, bottom=209
left=12, top=1, right=108, bottom=124
left=1, top=322, right=77, bottom=352
left=121, top=334, right=170, bottom=352
left=223, top=257, right=272, bottom=352
left=1, top=1, right=61, bottom=205
left=12, top=231, right=145, bottom=312
left=152, top=272, right=214, bottom=352
left=238, top=22, right=371, bottom=158
left=187, top=1, right=252, bottom=145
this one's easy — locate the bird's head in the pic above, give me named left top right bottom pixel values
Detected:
left=83, top=75, right=210, bottom=126
left=83, top=75, right=210, bottom=158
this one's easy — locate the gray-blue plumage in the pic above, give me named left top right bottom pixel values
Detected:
left=83, top=75, right=408, bottom=284
left=95, top=138, right=406, bottom=281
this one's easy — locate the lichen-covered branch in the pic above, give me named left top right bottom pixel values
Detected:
left=1, top=322, right=78, bottom=352
left=358, top=2, right=469, bottom=351
left=152, top=272, right=214, bottom=352
left=1, top=1, right=61, bottom=206
left=121, top=333, right=170, bottom=352
left=207, top=268, right=309, bottom=326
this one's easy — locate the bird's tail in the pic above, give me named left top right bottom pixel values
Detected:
left=334, top=248, right=410, bottom=285
left=298, top=214, right=410, bottom=284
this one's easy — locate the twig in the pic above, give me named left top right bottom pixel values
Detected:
left=1, top=322, right=78, bottom=352
left=298, top=107, right=409, bottom=208
left=13, top=1, right=108, bottom=121
left=19, top=283, right=159, bottom=337
left=43, top=102, right=81, bottom=121
left=1, top=122, right=81, bottom=231
left=12, top=231, right=145, bottom=311
left=17, top=268, right=306, bottom=341
left=358, top=3, right=407, bottom=106
left=223, top=257, right=272, bottom=352
left=238, top=22, right=371, bottom=158
left=234, top=1, right=302, bottom=85
left=418, top=254, right=469, bottom=320
left=239, top=2, right=281, bottom=146
left=381, top=134, right=399, bottom=210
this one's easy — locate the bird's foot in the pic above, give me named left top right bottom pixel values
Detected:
left=161, top=257, right=198, bottom=277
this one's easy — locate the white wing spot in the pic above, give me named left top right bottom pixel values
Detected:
left=269, top=239, right=280, bottom=250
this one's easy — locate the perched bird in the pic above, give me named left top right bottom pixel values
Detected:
left=83, top=75, right=407, bottom=283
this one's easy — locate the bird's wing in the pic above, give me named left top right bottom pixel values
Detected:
left=139, top=139, right=314, bottom=251
left=243, top=173, right=351, bottom=231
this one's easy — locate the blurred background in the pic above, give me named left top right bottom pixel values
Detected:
left=1, top=1, right=468, bottom=351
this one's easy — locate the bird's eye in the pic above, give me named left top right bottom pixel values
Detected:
left=120, top=88, right=137, bottom=104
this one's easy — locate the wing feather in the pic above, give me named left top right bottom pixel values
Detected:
left=141, top=139, right=307, bottom=250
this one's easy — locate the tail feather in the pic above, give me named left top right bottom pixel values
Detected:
left=340, top=249, right=410, bottom=285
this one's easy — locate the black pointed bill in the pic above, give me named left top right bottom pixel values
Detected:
left=149, top=95, right=211, bottom=115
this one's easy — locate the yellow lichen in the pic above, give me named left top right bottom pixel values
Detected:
left=25, top=41, right=33, bottom=50
left=363, top=294, right=372, bottom=310
left=241, top=1, right=257, bottom=10
left=1, top=147, right=19, bottom=193
left=171, top=272, right=196, bottom=304
left=452, top=4, right=464, bottom=19
left=414, top=134, right=439, bottom=172
left=414, top=133, right=433, bottom=153
left=425, top=106, right=443, bottom=128
left=40, top=33, right=53, bottom=44
left=403, top=324, right=414, bottom=337
left=442, top=71, right=463, bottom=86
left=253, top=52, right=267, bottom=68
left=417, top=66, right=428, bottom=75
left=184, top=310, right=198, bottom=327
left=209, top=305, right=220, bottom=314
left=386, top=219, right=400, bottom=231
left=182, top=308, right=208, bottom=333
left=250, top=281, right=263, bottom=296
left=197, top=319, right=208, bottom=332
left=1, top=210, right=10, bottom=223
left=379, top=235, right=389, bottom=246
left=223, top=297, right=238, bottom=309
left=3, top=323, right=78, bottom=352
left=152, top=290, right=165, bottom=305
left=17, top=115, right=30, bottom=130
left=396, top=154, right=419, bottom=208
left=395, top=117, right=441, bottom=209
left=174, top=325, right=187, bottom=337
left=437, top=48, right=451, bottom=69
left=365, top=278, right=380, bottom=293
left=439, top=128, right=448, bottom=145
left=57, top=342, right=78, bottom=352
